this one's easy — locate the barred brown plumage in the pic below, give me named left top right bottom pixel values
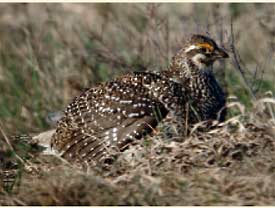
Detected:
left=51, top=72, right=189, bottom=164
left=50, top=34, right=229, bottom=166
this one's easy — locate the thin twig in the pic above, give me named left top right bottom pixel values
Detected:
left=230, top=20, right=256, bottom=101
left=0, top=121, right=26, bottom=166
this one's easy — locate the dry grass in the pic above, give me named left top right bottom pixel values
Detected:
left=1, top=99, right=275, bottom=205
left=0, top=3, right=275, bottom=206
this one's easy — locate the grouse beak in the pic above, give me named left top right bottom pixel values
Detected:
left=215, top=47, right=229, bottom=59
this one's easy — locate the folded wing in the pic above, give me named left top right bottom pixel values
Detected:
left=51, top=72, right=188, bottom=165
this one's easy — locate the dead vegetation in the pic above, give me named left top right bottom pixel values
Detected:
left=0, top=3, right=275, bottom=206
left=1, top=97, right=275, bottom=205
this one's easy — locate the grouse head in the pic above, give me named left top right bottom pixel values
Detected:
left=170, top=34, right=229, bottom=72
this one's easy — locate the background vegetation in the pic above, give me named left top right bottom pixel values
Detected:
left=0, top=3, right=275, bottom=205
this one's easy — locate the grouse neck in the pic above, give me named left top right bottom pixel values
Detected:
left=167, top=58, right=214, bottom=80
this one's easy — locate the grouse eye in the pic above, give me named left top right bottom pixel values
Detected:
left=201, top=48, right=208, bottom=53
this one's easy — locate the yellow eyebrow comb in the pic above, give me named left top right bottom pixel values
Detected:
left=196, top=43, right=214, bottom=51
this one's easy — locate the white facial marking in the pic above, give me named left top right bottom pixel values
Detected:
left=184, top=45, right=198, bottom=53
left=192, top=53, right=207, bottom=69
